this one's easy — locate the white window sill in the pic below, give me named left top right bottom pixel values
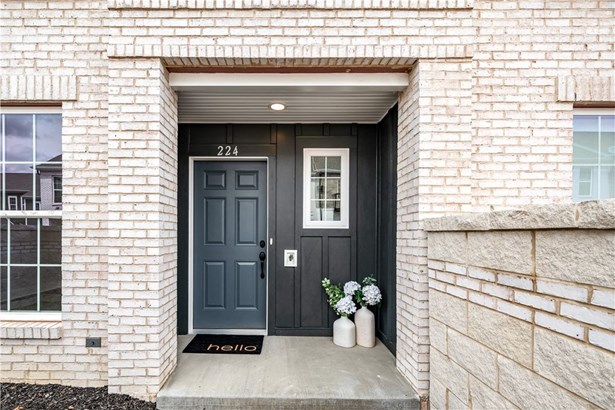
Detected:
left=0, top=312, right=61, bottom=322
left=0, top=320, right=62, bottom=340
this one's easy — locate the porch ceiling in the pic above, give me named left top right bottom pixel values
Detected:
left=170, top=73, right=408, bottom=124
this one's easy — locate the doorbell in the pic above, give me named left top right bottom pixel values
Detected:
left=284, top=250, right=298, bottom=267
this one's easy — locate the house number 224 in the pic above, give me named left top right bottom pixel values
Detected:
left=217, top=145, right=239, bottom=156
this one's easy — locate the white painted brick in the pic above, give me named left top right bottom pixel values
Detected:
left=560, top=303, right=615, bottom=331
left=591, top=288, right=615, bottom=310
left=445, top=262, right=467, bottom=275
left=468, top=291, right=497, bottom=309
left=497, top=273, right=533, bottom=291
left=434, top=270, right=456, bottom=284
left=536, top=279, right=588, bottom=303
left=535, top=312, right=584, bottom=340
left=588, top=328, right=615, bottom=353
left=457, top=276, right=481, bottom=291
left=467, top=266, right=496, bottom=282
left=447, top=285, right=468, bottom=300
left=482, top=282, right=513, bottom=300
left=496, top=299, right=533, bottom=321
left=428, top=260, right=445, bottom=271
left=514, top=291, right=556, bottom=313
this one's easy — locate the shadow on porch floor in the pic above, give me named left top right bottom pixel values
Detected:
left=157, top=335, right=420, bottom=410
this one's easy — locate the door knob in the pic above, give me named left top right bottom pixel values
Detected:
left=259, top=251, right=266, bottom=279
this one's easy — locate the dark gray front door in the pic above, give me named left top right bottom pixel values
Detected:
left=193, top=161, right=267, bottom=330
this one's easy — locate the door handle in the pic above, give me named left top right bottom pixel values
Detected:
left=259, top=251, right=266, bottom=279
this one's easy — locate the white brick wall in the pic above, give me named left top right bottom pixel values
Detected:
left=107, top=58, right=178, bottom=400
left=470, top=1, right=615, bottom=210
left=107, top=0, right=475, bottom=9
left=1, top=0, right=613, bottom=403
left=0, top=0, right=109, bottom=387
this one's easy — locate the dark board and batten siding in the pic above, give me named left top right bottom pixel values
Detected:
left=177, top=108, right=397, bottom=353
left=376, top=108, right=398, bottom=353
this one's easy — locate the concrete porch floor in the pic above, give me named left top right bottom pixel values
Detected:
left=157, top=335, right=420, bottom=409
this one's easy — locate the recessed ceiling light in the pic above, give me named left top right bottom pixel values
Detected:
left=269, top=103, right=286, bottom=111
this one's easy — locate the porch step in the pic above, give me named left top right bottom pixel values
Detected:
left=156, top=335, right=420, bottom=410
left=157, top=396, right=419, bottom=409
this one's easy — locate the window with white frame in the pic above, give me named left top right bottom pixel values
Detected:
left=573, top=109, right=615, bottom=202
left=303, top=148, right=349, bottom=229
left=1, top=108, right=62, bottom=316
left=7, top=196, right=18, bottom=210
left=53, top=176, right=62, bottom=204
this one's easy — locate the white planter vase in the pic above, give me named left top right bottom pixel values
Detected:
left=333, top=316, right=356, bottom=348
left=355, top=306, right=376, bottom=348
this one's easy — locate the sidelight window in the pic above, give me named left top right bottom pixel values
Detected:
left=303, top=148, right=349, bottom=229
left=573, top=109, right=615, bottom=201
left=1, top=108, right=62, bottom=317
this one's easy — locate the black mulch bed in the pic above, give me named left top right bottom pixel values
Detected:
left=0, top=383, right=157, bottom=410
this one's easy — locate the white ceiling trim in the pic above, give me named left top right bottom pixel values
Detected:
left=171, top=73, right=408, bottom=124
left=169, top=73, right=409, bottom=91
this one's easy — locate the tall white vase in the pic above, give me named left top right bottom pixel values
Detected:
left=333, top=316, right=356, bottom=348
left=355, top=306, right=376, bottom=347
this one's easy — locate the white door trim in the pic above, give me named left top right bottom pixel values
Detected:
left=188, top=156, right=269, bottom=336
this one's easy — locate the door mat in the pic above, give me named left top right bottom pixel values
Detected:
left=182, top=334, right=264, bottom=355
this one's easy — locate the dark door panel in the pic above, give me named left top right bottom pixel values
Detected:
left=193, top=161, right=267, bottom=330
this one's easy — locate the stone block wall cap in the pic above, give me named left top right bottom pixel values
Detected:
left=423, top=200, right=615, bottom=232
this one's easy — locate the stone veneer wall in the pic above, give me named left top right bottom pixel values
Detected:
left=424, top=200, right=615, bottom=409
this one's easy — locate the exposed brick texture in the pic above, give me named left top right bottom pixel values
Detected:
left=0, top=322, right=63, bottom=340
left=107, top=0, right=475, bottom=9
left=107, top=58, right=178, bottom=400
left=106, top=8, right=475, bottom=61
left=557, top=75, right=615, bottom=102
left=0, top=75, right=77, bottom=102
left=0, top=0, right=109, bottom=388
left=470, top=1, right=615, bottom=210
left=396, top=59, right=473, bottom=394
left=1, top=0, right=614, bottom=403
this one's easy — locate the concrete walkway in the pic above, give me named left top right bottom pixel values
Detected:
left=157, top=335, right=420, bottom=409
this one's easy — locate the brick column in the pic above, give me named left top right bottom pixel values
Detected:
left=396, top=59, right=472, bottom=398
left=107, top=59, right=178, bottom=400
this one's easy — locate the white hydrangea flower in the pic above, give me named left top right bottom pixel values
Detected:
left=335, top=295, right=357, bottom=316
left=362, top=284, right=382, bottom=306
left=343, top=281, right=361, bottom=296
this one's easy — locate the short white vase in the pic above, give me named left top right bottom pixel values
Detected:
left=355, top=306, right=376, bottom=348
left=333, top=316, right=356, bottom=348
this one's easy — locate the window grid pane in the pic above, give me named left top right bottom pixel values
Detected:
left=573, top=114, right=615, bottom=201
left=0, top=218, right=62, bottom=312
left=0, top=113, right=62, bottom=313
left=53, top=176, right=62, bottom=204
left=305, top=151, right=346, bottom=225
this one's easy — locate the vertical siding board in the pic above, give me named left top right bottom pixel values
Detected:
left=176, top=125, right=192, bottom=334
left=275, top=125, right=296, bottom=329
left=299, top=236, right=324, bottom=327
left=357, top=125, right=378, bottom=281
left=377, top=107, right=398, bottom=353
